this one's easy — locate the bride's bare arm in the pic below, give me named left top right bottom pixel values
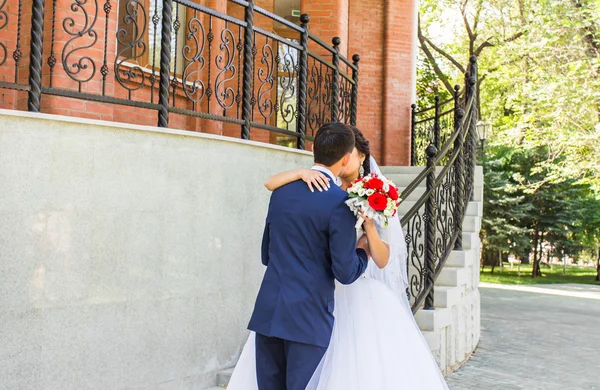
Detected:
left=359, top=218, right=390, bottom=269
left=264, top=169, right=331, bottom=192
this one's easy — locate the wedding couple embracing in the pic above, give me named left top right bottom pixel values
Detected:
left=227, top=123, right=448, bottom=390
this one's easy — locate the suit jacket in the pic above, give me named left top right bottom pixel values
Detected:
left=248, top=175, right=369, bottom=347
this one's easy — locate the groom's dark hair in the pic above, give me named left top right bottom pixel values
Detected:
left=313, top=122, right=355, bottom=167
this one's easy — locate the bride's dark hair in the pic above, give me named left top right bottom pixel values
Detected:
left=350, top=126, right=371, bottom=177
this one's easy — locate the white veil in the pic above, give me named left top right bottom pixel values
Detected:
left=366, top=156, right=410, bottom=300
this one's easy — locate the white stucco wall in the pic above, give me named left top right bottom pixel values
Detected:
left=0, top=110, right=312, bottom=389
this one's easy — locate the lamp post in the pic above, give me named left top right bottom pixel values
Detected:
left=476, top=121, right=492, bottom=160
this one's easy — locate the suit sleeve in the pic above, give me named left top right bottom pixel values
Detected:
left=329, top=199, right=369, bottom=285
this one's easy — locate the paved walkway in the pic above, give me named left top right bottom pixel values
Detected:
left=446, top=283, right=600, bottom=390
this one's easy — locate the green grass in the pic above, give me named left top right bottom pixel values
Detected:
left=481, top=263, right=600, bottom=285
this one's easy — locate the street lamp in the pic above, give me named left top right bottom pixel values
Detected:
left=476, top=121, right=491, bottom=158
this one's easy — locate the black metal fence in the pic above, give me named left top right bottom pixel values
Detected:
left=0, top=0, right=359, bottom=147
left=402, top=57, right=479, bottom=313
left=411, top=87, right=465, bottom=166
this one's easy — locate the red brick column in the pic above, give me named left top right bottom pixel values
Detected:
left=348, top=0, right=384, bottom=163
left=301, top=0, right=348, bottom=57
left=348, top=0, right=415, bottom=166
left=380, top=0, right=415, bottom=166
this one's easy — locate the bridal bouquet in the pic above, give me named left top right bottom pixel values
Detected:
left=346, top=173, right=402, bottom=229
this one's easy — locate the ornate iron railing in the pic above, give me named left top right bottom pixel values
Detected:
left=402, top=57, right=479, bottom=313
left=0, top=0, right=359, bottom=147
left=411, top=87, right=465, bottom=166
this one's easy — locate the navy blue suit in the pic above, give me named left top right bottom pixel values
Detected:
left=248, top=173, right=369, bottom=390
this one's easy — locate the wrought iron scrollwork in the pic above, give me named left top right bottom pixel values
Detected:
left=0, top=0, right=8, bottom=67
left=62, top=0, right=100, bottom=90
left=215, top=22, right=237, bottom=112
left=307, top=59, right=332, bottom=136
left=278, top=44, right=297, bottom=129
left=435, top=167, right=456, bottom=267
left=405, top=208, right=425, bottom=302
left=182, top=13, right=206, bottom=104
left=337, top=76, right=352, bottom=124
left=115, top=0, right=147, bottom=95
left=4, top=0, right=362, bottom=145
left=256, top=37, right=275, bottom=121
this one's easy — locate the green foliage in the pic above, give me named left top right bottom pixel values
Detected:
left=416, top=56, right=452, bottom=110
left=481, top=264, right=599, bottom=285
left=418, top=0, right=600, bottom=279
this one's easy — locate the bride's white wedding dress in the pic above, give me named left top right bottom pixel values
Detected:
left=227, top=159, right=448, bottom=390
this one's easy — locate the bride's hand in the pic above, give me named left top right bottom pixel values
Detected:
left=299, top=169, right=331, bottom=192
left=360, top=212, right=375, bottom=229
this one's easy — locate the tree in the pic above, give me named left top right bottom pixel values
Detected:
left=419, top=0, right=600, bottom=192
left=579, top=195, right=600, bottom=281
left=418, top=1, right=600, bottom=279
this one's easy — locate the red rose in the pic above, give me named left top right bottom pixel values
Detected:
left=387, top=185, right=399, bottom=201
left=368, top=193, right=387, bottom=211
left=364, top=177, right=384, bottom=191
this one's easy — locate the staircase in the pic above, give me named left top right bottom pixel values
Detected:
left=382, top=165, right=483, bottom=375
left=203, top=165, right=483, bottom=388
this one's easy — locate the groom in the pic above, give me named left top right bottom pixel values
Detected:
left=248, top=122, right=370, bottom=390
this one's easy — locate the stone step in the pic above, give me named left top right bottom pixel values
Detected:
left=421, top=330, right=441, bottom=352
left=437, top=266, right=468, bottom=287
left=433, top=285, right=464, bottom=309
left=415, top=307, right=451, bottom=331
left=461, top=231, right=480, bottom=250
left=381, top=166, right=484, bottom=188
left=398, top=200, right=481, bottom=218
left=398, top=185, right=482, bottom=203
left=463, top=215, right=481, bottom=233
left=466, top=201, right=483, bottom=217
left=385, top=173, right=427, bottom=188
left=446, top=249, right=475, bottom=268
left=381, top=166, right=430, bottom=175
left=217, top=368, right=234, bottom=387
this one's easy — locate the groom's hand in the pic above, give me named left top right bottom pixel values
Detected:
left=357, top=235, right=370, bottom=258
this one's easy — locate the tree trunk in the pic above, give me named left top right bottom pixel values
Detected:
left=596, top=244, right=600, bottom=282
left=532, top=230, right=540, bottom=278
left=499, top=249, right=503, bottom=272
left=536, top=231, right=544, bottom=277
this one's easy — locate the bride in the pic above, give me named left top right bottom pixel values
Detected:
left=227, top=127, right=448, bottom=390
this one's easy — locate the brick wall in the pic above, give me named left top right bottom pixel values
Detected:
left=380, top=0, right=415, bottom=166
left=348, top=0, right=415, bottom=166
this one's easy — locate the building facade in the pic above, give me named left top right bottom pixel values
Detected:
left=0, top=0, right=416, bottom=165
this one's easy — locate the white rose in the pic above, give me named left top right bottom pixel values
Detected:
left=358, top=188, right=366, bottom=197
left=383, top=183, right=390, bottom=192
left=366, top=189, right=375, bottom=196
left=384, top=209, right=392, bottom=217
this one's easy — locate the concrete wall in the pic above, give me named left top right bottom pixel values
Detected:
left=0, top=110, right=312, bottom=389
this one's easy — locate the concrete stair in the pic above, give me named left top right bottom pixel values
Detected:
left=204, top=165, right=483, bottom=387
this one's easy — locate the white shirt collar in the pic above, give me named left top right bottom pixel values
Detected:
left=311, top=166, right=342, bottom=187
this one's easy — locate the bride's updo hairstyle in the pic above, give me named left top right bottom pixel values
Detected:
left=350, top=126, right=371, bottom=177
